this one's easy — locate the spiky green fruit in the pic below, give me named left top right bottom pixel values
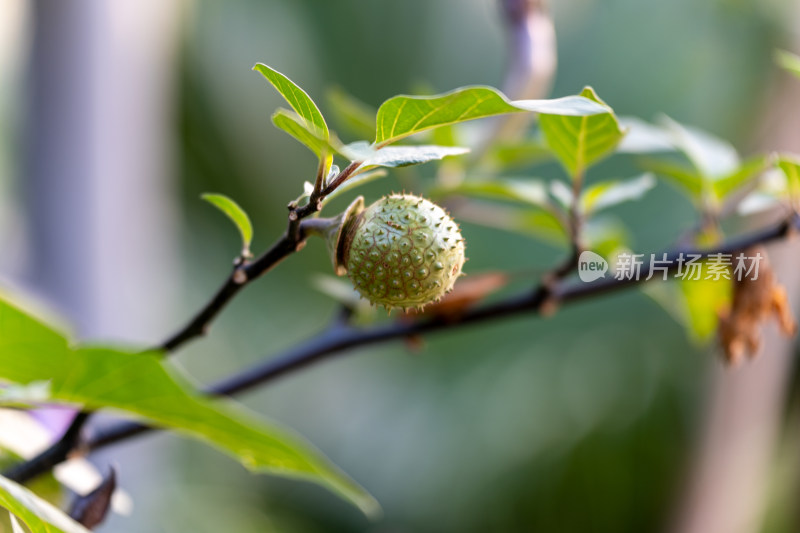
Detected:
left=339, top=194, right=465, bottom=310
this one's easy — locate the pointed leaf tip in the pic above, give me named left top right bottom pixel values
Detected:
left=201, top=193, right=254, bottom=256
left=374, top=85, right=609, bottom=146
left=580, top=173, right=656, bottom=214
left=539, top=86, right=625, bottom=178
left=254, top=63, right=328, bottom=139
left=272, top=108, right=337, bottom=158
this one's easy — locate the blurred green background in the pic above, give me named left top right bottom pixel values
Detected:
left=1, top=0, right=799, bottom=531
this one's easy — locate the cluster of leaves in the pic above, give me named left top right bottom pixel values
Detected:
left=2, top=55, right=799, bottom=530
left=402, top=59, right=799, bottom=344
left=201, top=64, right=609, bottom=251
left=429, top=86, right=639, bottom=254
left=304, top=71, right=799, bottom=344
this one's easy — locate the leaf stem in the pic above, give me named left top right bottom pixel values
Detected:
left=548, top=169, right=585, bottom=282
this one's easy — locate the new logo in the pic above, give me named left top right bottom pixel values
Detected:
left=578, top=251, right=608, bottom=282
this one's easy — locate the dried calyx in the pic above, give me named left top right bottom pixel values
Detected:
left=718, top=245, right=797, bottom=364
left=314, top=194, right=466, bottom=310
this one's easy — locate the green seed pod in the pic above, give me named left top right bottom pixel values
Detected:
left=324, top=194, right=465, bottom=310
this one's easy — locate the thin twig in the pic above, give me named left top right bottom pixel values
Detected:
left=162, top=221, right=314, bottom=351
left=2, top=411, right=90, bottom=483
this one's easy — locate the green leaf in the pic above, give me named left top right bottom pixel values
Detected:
left=659, top=116, right=739, bottom=178
left=201, top=194, right=254, bottom=257
left=738, top=191, right=781, bottom=216
left=0, top=474, right=91, bottom=533
left=539, top=87, right=625, bottom=178
left=645, top=258, right=732, bottom=344
left=645, top=117, right=760, bottom=206
left=639, top=158, right=704, bottom=198
left=271, top=109, right=337, bottom=158
left=0, top=295, right=379, bottom=517
left=253, top=64, right=328, bottom=139
left=454, top=200, right=568, bottom=245
left=322, top=169, right=387, bottom=204
left=738, top=158, right=800, bottom=215
left=616, top=117, right=675, bottom=154
left=430, top=122, right=459, bottom=148
left=777, top=155, right=800, bottom=205
left=583, top=216, right=631, bottom=259
left=514, top=209, right=570, bottom=244
left=327, top=87, right=377, bottom=140
left=776, top=50, right=800, bottom=79
left=643, top=273, right=732, bottom=345
left=486, top=139, right=554, bottom=169
left=678, top=276, right=732, bottom=343
left=580, top=173, right=656, bottom=214
left=374, top=86, right=607, bottom=146
left=342, top=141, right=469, bottom=168
left=711, top=156, right=769, bottom=201
left=432, top=179, right=550, bottom=208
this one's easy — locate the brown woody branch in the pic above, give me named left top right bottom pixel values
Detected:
left=18, top=211, right=797, bottom=477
